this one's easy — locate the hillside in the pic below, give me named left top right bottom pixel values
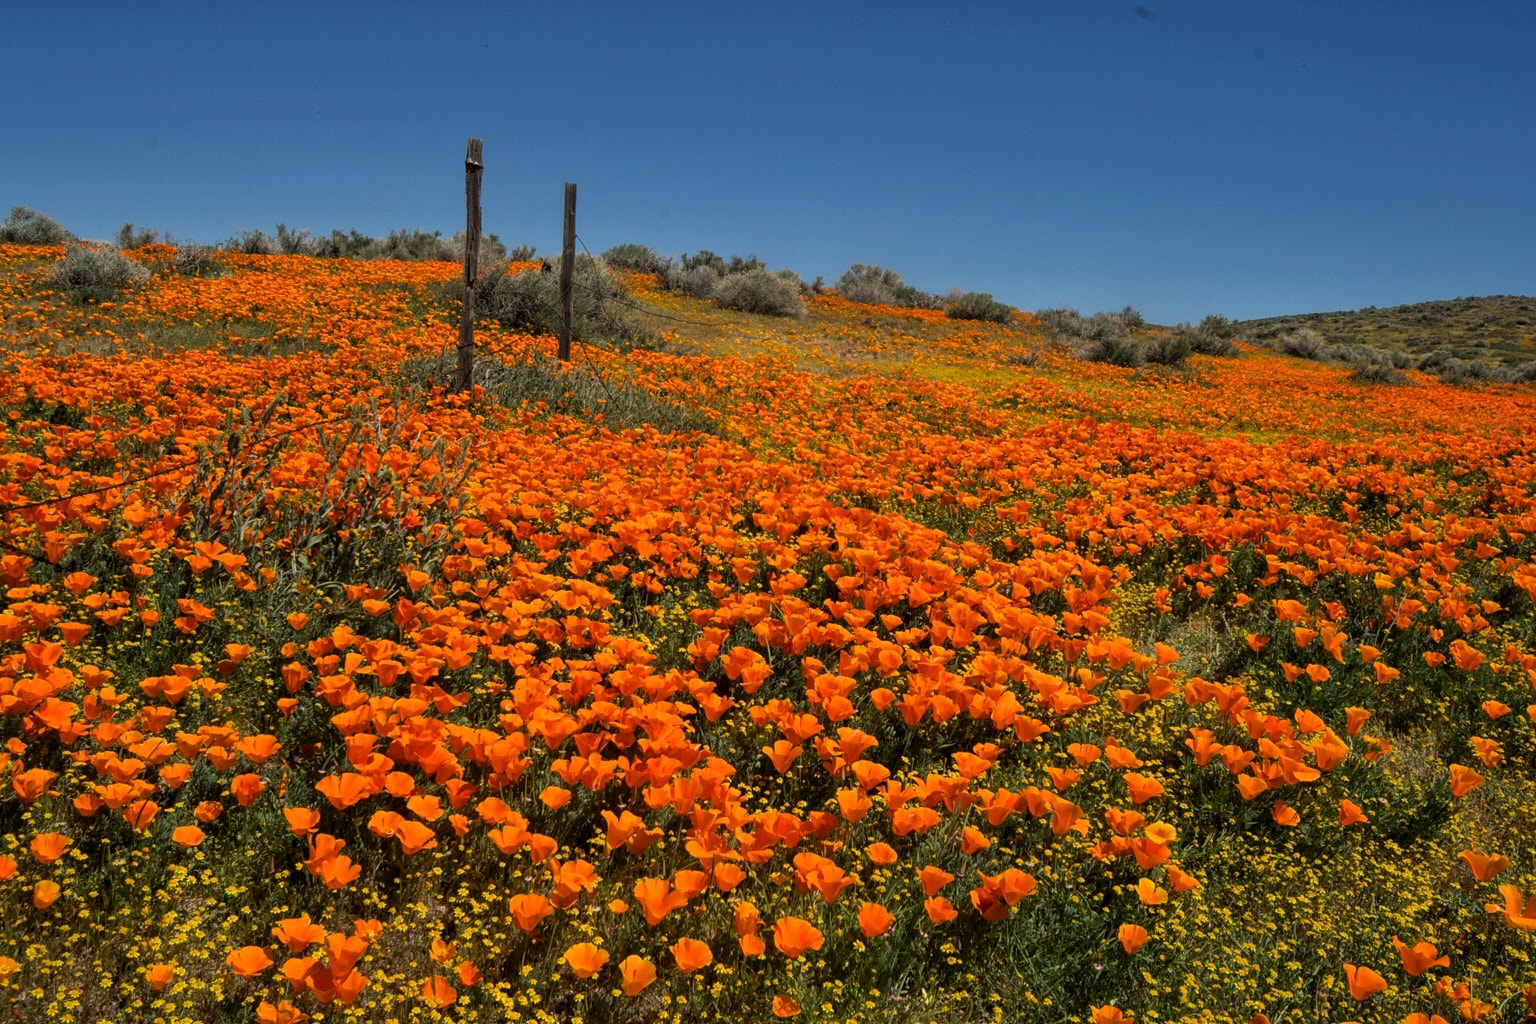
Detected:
left=0, top=242, right=1534, bottom=1024
left=1239, top=294, right=1536, bottom=367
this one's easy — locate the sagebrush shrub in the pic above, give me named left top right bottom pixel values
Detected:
left=46, top=244, right=149, bottom=302
left=711, top=267, right=805, bottom=318
left=680, top=265, right=719, bottom=299
left=946, top=291, right=1013, bottom=323
left=1349, top=363, right=1409, bottom=386
left=602, top=244, right=660, bottom=273
left=1280, top=328, right=1329, bottom=361
left=1, top=205, right=69, bottom=245
left=1083, top=335, right=1146, bottom=367
left=1143, top=334, right=1193, bottom=366
left=440, top=255, right=655, bottom=349
left=115, top=222, right=159, bottom=249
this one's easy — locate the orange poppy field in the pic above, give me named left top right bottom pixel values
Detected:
left=0, top=243, right=1533, bottom=1023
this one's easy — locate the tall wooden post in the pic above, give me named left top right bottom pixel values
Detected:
left=454, top=138, right=484, bottom=392
left=558, top=182, right=576, bottom=362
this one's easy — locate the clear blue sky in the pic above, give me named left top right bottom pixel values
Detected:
left=4, top=2, right=1532, bottom=323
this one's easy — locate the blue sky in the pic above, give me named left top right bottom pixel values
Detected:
left=4, top=2, right=1532, bottom=323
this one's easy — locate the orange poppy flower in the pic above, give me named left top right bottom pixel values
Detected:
left=33, top=880, right=60, bottom=909
left=255, top=1000, right=309, bottom=1024
left=508, top=894, right=554, bottom=935
left=773, top=995, right=802, bottom=1017
left=1337, top=799, right=1367, bottom=827
left=420, top=976, right=456, bottom=1008
left=146, top=963, right=174, bottom=990
left=30, top=833, right=69, bottom=864
left=272, top=915, right=327, bottom=953
left=171, top=825, right=205, bottom=847
left=227, top=946, right=275, bottom=979
left=1123, top=773, right=1164, bottom=805
left=1485, top=885, right=1536, bottom=931
left=1118, top=923, right=1149, bottom=953
left=1343, top=963, right=1388, bottom=1001
left=619, top=955, right=656, bottom=996
left=562, top=943, right=609, bottom=979
left=867, top=842, right=898, bottom=865
left=924, top=896, right=959, bottom=923
left=1448, top=763, right=1485, bottom=798
left=1458, top=849, right=1511, bottom=883
left=1392, top=935, right=1450, bottom=977
left=231, top=773, right=265, bottom=807
left=671, top=937, right=712, bottom=973
left=283, top=807, right=321, bottom=836
left=918, top=865, right=955, bottom=896
left=771, top=917, right=824, bottom=959
left=1136, top=878, right=1168, bottom=906
left=859, top=901, right=896, bottom=938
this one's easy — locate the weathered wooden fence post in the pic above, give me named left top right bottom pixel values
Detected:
left=558, top=182, right=576, bottom=362
left=454, top=137, right=484, bottom=392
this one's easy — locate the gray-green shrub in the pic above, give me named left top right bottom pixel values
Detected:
left=602, top=244, right=660, bottom=273
left=116, top=223, right=160, bottom=249
left=1083, top=335, right=1146, bottom=367
left=399, top=351, right=714, bottom=434
left=711, top=267, right=805, bottom=318
left=1280, top=328, right=1329, bottom=361
left=1143, top=334, right=1192, bottom=366
left=1, top=206, right=70, bottom=245
left=946, top=291, right=1014, bottom=323
left=47, top=244, right=150, bottom=302
left=440, top=254, right=655, bottom=349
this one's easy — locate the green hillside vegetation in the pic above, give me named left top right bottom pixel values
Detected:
left=1240, top=295, right=1536, bottom=367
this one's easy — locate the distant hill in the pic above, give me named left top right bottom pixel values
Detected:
left=1238, top=294, right=1536, bottom=367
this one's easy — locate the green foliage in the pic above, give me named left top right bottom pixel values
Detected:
left=1348, top=363, right=1409, bottom=386
left=1279, top=328, right=1330, bottom=361
left=679, top=265, right=719, bottom=299
left=45, top=244, right=150, bottom=303
left=398, top=351, right=716, bottom=435
left=945, top=291, right=1014, bottom=323
left=1038, top=307, right=1126, bottom=341
left=836, top=264, right=943, bottom=308
left=680, top=250, right=728, bottom=276
left=1084, top=334, right=1146, bottom=367
left=1121, top=305, right=1147, bottom=329
left=310, top=229, right=380, bottom=259
left=1, top=205, right=70, bottom=245
left=601, top=243, right=660, bottom=273
left=1143, top=333, right=1193, bottom=366
left=711, top=267, right=805, bottom=318
left=226, top=229, right=279, bottom=255
left=168, top=243, right=227, bottom=279
left=115, top=222, right=159, bottom=249
left=438, top=255, right=658, bottom=349
left=274, top=223, right=311, bottom=255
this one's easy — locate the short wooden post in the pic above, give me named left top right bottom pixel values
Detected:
left=558, top=182, right=576, bottom=362
left=454, top=137, right=484, bottom=392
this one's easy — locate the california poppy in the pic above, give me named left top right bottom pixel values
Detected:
left=859, top=901, right=896, bottom=938
left=227, top=946, right=275, bottom=979
left=619, top=955, right=656, bottom=996
left=771, top=917, right=824, bottom=959
left=562, top=943, right=609, bottom=979
left=1118, top=923, right=1149, bottom=954
left=671, top=937, right=712, bottom=973
left=1458, top=849, right=1510, bottom=883
left=1392, top=935, right=1450, bottom=976
left=1343, top=963, right=1387, bottom=1001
